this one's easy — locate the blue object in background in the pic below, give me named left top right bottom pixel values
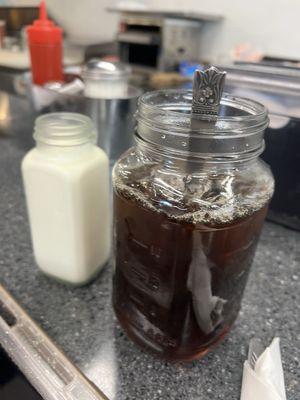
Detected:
left=179, top=61, right=204, bottom=78
left=179, top=61, right=205, bottom=89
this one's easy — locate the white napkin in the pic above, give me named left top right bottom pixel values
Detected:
left=240, top=338, right=286, bottom=400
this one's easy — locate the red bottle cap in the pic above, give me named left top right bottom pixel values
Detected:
left=27, top=0, right=62, bottom=45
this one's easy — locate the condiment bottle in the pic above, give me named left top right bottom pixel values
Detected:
left=82, top=59, right=131, bottom=99
left=22, top=113, right=110, bottom=285
left=112, top=67, right=275, bottom=361
left=27, top=0, right=63, bottom=85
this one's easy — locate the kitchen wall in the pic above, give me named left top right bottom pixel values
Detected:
left=1, top=0, right=299, bottom=61
left=0, top=0, right=38, bottom=4
left=0, top=0, right=119, bottom=45
left=149, top=0, right=300, bottom=62
left=45, top=0, right=118, bottom=45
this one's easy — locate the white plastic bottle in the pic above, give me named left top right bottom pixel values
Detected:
left=22, top=112, right=110, bottom=285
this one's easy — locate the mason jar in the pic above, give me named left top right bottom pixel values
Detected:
left=112, top=89, right=274, bottom=361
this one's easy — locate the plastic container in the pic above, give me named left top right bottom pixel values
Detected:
left=27, top=0, right=63, bottom=85
left=112, top=78, right=274, bottom=361
left=22, top=113, right=110, bottom=285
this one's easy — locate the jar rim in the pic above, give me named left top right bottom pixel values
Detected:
left=135, top=89, right=269, bottom=158
left=34, top=112, right=96, bottom=146
left=138, top=89, right=268, bottom=128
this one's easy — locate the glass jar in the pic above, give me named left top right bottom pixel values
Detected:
left=112, top=90, right=274, bottom=361
left=82, top=59, right=131, bottom=99
left=22, top=113, right=110, bottom=285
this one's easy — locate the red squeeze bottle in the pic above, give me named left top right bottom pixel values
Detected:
left=27, top=0, right=63, bottom=85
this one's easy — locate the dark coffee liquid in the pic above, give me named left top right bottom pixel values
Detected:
left=113, top=190, right=268, bottom=361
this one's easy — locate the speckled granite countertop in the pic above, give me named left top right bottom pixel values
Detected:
left=0, top=122, right=299, bottom=400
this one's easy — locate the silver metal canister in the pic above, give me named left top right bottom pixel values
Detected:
left=22, top=86, right=141, bottom=165
left=84, top=86, right=142, bottom=165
